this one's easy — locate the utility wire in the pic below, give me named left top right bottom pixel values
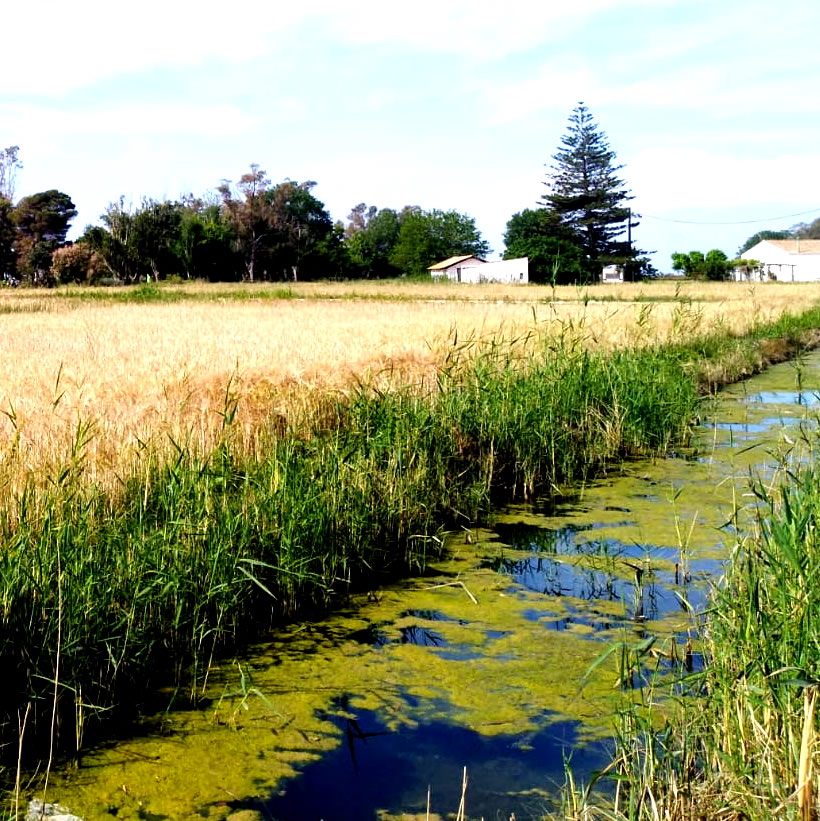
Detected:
left=639, top=206, right=820, bottom=226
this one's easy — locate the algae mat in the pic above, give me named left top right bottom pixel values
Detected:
left=34, top=354, right=820, bottom=821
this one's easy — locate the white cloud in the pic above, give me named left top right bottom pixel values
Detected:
left=4, top=0, right=676, bottom=95
left=322, top=0, right=666, bottom=55
left=1, top=101, right=259, bottom=137
left=3, top=0, right=306, bottom=94
left=630, top=146, right=820, bottom=212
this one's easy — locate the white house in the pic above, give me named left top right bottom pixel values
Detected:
left=428, top=255, right=486, bottom=282
left=601, top=264, right=624, bottom=283
left=428, top=256, right=529, bottom=284
left=735, top=239, right=820, bottom=282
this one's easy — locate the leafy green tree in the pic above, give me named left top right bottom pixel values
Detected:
left=176, top=199, right=240, bottom=281
left=503, top=208, right=588, bottom=284
left=672, top=249, right=731, bottom=281
left=389, top=208, right=490, bottom=277
left=131, top=199, right=183, bottom=280
left=13, top=190, right=77, bottom=285
left=703, top=249, right=731, bottom=280
left=264, top=180, right=336, bottom=281
left=218, top=164, right=273, bottom=282
left=542, top=102, right=639, bottom=276
left=94, top=199, right=142, bottom=283
left=737, top=230, right=793, bottom=255
left=671, top=251, right=704, bottom=278
left=344, top=204, right=401, bottom=278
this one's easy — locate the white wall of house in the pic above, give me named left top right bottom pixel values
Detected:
left=459, top=265, right=484, bottom=283
left=738, top=240, right=820, bottom=282
left=475, top=258, right=529, bottom=284
left=431, top=257, right=529, bottom=284
left=432, top=257, right=486, bottom=282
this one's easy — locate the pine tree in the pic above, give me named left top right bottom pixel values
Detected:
left=542, top=103, right=639, bottom=277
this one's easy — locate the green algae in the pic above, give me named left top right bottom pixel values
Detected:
left=30, top=353, right=820, bottom=821
left=36, top=532, right=623, bottom=820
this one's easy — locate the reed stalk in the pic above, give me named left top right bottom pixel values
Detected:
left=556, top=431, right=820, bottom=820
left=3, top=304, right=820, bottom=782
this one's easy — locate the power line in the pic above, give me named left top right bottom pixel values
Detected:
left=639, top=206, right=820, bottom=227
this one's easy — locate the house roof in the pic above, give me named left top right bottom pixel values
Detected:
left=764, top=239, right=820, bottom=255
left=427, top=255, right=485, bottom=270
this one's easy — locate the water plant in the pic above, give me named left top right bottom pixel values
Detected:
left=4, top=295, right=820, bottom=801
left=556, top=433, right=820, bottom=819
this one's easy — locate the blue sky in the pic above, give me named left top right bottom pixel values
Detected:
left=3, top=0, right=819, bottom=272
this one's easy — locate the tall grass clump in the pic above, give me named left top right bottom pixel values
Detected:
left=0, top=323, right=703, bottom=768
left=7, top=298, right=820, bottom=775
left=556, top=441, right=820, bottom=820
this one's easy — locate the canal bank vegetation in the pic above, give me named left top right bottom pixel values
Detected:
left=3, top=288, right=820, bottom=789
left=2, top=280, right=820, bottom=493
left=557, top=447, right=820, bottom=821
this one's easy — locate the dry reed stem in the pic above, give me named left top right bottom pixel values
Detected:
left=455, top=766, right=468, bottom=821
left=423, top=581, right=479, bottom=605
left=798, top=687, right=817, bottom=821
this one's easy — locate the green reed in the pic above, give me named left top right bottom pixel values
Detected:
left=3, top=305, right=820, bottom=773
left=554, top=427, right=820, bottom=819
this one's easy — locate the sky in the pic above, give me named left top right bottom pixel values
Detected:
left=3, top=0, right=819, bottom=272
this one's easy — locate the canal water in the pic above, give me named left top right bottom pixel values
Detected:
left=41, top=353, right=820, bottom=821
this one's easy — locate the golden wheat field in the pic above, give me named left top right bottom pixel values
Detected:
left=2, top=279, right=819, bottom=487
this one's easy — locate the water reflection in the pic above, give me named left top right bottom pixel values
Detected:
left=236, top=705, right=612, bottom=821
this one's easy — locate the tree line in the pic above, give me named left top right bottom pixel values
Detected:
left=0, top=105, right=649, bottom=287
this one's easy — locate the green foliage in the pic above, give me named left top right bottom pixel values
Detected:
left=12, top=190, right=77, bottom=285
left=542, top=103, right=640, bottom=272
left=91, top=197, right=240, bottom=284
left=671, top=248, right=732, bottom=281
left=737, top=228, right=793, bottom=256
left=131, top=199, right=183, bottom=279
left=389, top=208, right=490, bottom=277
left=264, top=179, right=337, bottom=280
left=344, top=204, right=402, bottom=278
left=503, top=208, right=589, bottom=284
left=218, top=169, right=343, bottom=281
left=218, top=164, right=272, bottom=282
left=176, top=200, right=241, bottom=282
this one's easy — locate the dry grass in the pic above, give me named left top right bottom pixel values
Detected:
left=1, top=280, right=819, bottom=489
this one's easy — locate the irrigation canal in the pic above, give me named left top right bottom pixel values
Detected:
left=43, top=352, right=820, bottom=821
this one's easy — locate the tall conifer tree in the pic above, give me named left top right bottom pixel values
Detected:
left=542, top=103, right=639, bottom=275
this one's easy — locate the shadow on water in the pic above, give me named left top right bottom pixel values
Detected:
left=228, top=702, right=612, bottom=821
